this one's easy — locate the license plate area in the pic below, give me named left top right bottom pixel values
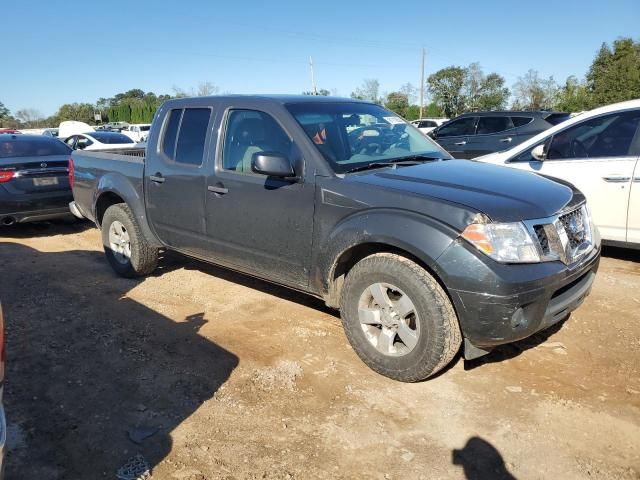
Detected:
left=33, top=177, right=59, bottom=186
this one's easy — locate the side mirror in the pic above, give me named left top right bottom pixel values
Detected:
left=251, top=152, right=296, bottom=178
left=531, top=144, right=546, bottom=161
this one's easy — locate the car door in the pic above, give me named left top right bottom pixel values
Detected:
left=625, top=154, right=640, bottom=244
left=64, top=135, right=78, bottom=150
left=145, top=106, right=213, bottom=251
left=204, top=107, right=314, bottom=288
left=465, top=116, right=515, bottom=158
left=432, top=116, right=477, bottom=158
left=507, top=109, right=640, bottom=242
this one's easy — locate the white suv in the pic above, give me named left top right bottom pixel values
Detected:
left=411, top=118, right=449, bottom=135
left=477, top=99, right=640, bottom=247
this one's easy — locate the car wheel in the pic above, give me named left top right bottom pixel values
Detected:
left=340, top=253, right=461, bottom=382
left=101, top=203, right=158, bottom=278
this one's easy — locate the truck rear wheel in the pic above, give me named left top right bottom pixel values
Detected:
left=339, top=253, right=461, bottom=382
left=101, top=203, right=158, bottom=278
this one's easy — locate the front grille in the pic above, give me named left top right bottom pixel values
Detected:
left=534, top=225, right=549, bottom=255
left=559, top=208, right=586, bottom=249
left=525, top=204, right=593, bottom=265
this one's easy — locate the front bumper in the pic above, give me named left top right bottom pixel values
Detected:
left=435, top=239, right=600, bottom=357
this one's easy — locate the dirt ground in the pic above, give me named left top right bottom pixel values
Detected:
left=0, top=220, right=638, bottom=480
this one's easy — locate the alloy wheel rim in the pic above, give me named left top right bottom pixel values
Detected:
left=108, top=220, right=131, bottom=265
left=358, top=282, right=420, bottom=357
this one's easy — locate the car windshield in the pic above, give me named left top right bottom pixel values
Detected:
left=89, top=132, right=134, bottom=144
left=286, top=102, right=451, bottom=174
left=0, top=137, right=71, bottom=158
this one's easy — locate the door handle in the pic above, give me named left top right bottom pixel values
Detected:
left=208, top=185, right=229, bottom=194
left=602, top=175, right=631, bottom=183
left=149, top=173, right=165, bottom=184
left=454, top=141, right=467, bottom=146
left=500, top=137, right=513, bottom=143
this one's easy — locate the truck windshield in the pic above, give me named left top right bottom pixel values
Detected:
left=286, top=102, right=451, bottom=174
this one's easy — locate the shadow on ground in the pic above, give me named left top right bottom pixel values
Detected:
left=453, top=436, right=517, bottom=479
left=0, top=242, right=238, bottom=478
left=0, top=218, right=92, bottom=239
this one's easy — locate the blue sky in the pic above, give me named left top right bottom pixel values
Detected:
left=3, top=0, right=638, bottom=116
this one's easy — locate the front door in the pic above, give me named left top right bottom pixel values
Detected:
left=433, top=116, right=477, bottom=158
left=204, top=108, right=314, bottom=288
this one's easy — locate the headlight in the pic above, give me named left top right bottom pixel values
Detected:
left=461, top=222, right=541, bottom=263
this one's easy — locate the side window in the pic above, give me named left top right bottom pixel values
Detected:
left=419, top=120, right=436, bottom=128
left=174, top=108, right=211, bottom=165
left=476, top=116, right=513, bottom=135
left=161, top=109, right=182, bottom=160
left=512, top=116, right=534, bottom=128
left=546, top=110, right=640, bottom=160
left=76, top=136, right=93, bottom=149
left=222, top=110, right=292, bottom=174
left=65, top=136, right=77, bottom=148
left=437, top=117, right=476, bottom=137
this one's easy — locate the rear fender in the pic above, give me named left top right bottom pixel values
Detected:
left=94, top=173, right=162, bottom=247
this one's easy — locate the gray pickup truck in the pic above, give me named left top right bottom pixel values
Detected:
left=70, top=95, right=601, bottom=382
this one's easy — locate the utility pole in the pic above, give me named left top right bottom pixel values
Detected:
left=419, top=48, right=425, bottom=119
left=309, top=56, right=318, bottom=95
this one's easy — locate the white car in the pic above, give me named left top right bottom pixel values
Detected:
left=476, top=99, right=640, bottom=247
left=411, top=118, right=449, bottom=135
left=63, top=131, right=139, bottom=151
left=122, top=124, right=151, bottom=142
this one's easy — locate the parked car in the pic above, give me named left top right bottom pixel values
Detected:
left=411, top=118, right=449, bottom=135
left=0, top=129, right=20, bottom=135
left=69, top=95, right=600, bottom=382
left=0, top=134, right=73, bottom=225
left=64, top=131, right=138, bottom=151
left=122, top=124, right=151, bottom=142
left=104, top=121, right=130, bottom=132
left=41, top=128, right=60, bottom=138
left=0, top=301, right=5, bottom=478
left=429, top=111, right=571, bottom=159
left=476, top=99, right=640, bottom=248
left=59, top=121, right=95, bottom=139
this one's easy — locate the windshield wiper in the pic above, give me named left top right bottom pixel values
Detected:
left=344, top=155, right=440, bottom=174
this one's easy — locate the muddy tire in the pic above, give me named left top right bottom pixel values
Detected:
left=340, top=253, right=461, bottom=382
left=101, top=203, right=158, bottom=278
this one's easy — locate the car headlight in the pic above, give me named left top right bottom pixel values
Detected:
left=461, top=222, right=541, bottom=263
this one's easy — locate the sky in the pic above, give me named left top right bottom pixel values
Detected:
left=2, top=0, right=639, bottom=117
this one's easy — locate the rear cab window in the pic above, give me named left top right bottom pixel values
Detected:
left=161, top=108, right=212, bottom=166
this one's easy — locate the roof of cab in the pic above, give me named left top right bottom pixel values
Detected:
left=161, top=94, right=371, bottom=108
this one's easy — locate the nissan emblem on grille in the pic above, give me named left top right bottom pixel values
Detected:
left=40, top=162, right=47, bottom=168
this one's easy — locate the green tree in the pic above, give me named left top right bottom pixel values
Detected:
left=427, top=66, right=467, bottom=117
left=56, top=103, right=96, bottom=124
left=555, top=76, right=592, bottom=112
left=587, top=38, right=640, bottom=107
left=302, top=89, right=331, bottom=96
left=0, top=101, right=9, bottom=120
left=384, top=92, right=409, bottom=117
left=463, top=63, right=509, bottom=111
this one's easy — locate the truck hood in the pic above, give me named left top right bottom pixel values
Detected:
left=348, top=160, right=577, bottom=222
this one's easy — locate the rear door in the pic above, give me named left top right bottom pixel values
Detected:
left=465, top=116, right=515, bottom=158
left=145, top=106, right=214, bottom=251
left=432, top=116, right=477, bottom=158
left=203, top=105, right=314, bottom=288
left=507, top=109, right=640, bottom=242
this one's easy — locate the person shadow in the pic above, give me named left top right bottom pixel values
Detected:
left=0, top=242, right=238, bottom=478
left=452, top=437, right=517, bottom=480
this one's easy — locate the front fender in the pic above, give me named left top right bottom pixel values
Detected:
left=313, top=208, right=459, bottom=296
left=94, top=173, right=162, bottom=247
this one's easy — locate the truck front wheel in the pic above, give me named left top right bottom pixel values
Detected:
left=101, top=203, right=158, bottom=278
left=340, top=253, right=461, bottom=382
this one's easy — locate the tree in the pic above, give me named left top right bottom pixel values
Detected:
left=0, top=101, right=9, bottom=120
left=587, top=38, right=640, bottom=107
left=399, top=83, right=417, bottom=105
left=351, top=79, right=381, bottom=103
left=15, top=108, right=45, bottom=128
left=302, top=89, right=331, bottom=96
left=384, top=92, right=409, bottom=118
left=55, top=103, right=96, bottom=124
left=196, top=82, right=219, bottom=97
left=555, top=76, right=592, bottom=112
left=511, top=69, right=558, bottom=110
left=427, top=66, right=467, bottom=117
left=476, top=73, right=510, bottom=110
